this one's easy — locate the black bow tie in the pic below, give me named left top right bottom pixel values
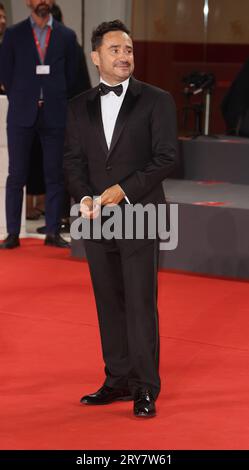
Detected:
left=99, top=82, right=123, bottom=97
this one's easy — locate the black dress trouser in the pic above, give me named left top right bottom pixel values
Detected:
left=84, top=238, right=161, bottom=400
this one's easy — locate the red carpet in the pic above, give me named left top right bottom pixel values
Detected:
left=0, top=239, right=249, bottom=450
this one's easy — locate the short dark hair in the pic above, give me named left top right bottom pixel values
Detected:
left=51, top=3, right=63, bottom=23
left=91, top=20, right=130, bottom=51
left=0, top=3, right=5, bottom=10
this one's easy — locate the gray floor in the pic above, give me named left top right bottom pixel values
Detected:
left=179, top=136, right=249, bottom=184
left=163, top=180, right=249, bottom=210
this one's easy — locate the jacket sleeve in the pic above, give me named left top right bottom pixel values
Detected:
left=64, top=31, right=78, bottom=98
left=119, top=91, right=179, bottom=203
left=0, top=28, right=15, bottom=94
left=68, top=45, right=91, bottom=99
left=63, top=101, right=93, bottom=203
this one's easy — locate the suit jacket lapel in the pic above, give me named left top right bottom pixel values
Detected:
left=87, top=89, right=109, bottom=155
left=25, top=19, right=40, bottom=64
left=107, top=77, right=142, bottom=160
left=45, top=20, right=59, bottom=65
left=86, top=78, right=142, bottom=158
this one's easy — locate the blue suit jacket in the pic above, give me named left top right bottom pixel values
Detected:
left=0, top=18, right=77, bottom=127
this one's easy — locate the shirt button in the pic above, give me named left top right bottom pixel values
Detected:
left=106, top=165, right=112, bottom=171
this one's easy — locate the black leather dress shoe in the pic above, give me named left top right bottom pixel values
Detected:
left=133, top=389, right=156, bottom=418
left=80, top=385, right=132, bottom=405
left=44, top=234, right=70, bottom=248
left=0, top=234, right=20, bottom=250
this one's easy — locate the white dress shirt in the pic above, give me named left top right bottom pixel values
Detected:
left=100, top=77, right=130, bottom=149
left=81, top=77, right=131, bottom=205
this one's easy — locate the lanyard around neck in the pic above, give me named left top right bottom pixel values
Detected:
left=32, top=26, right=52, bottom=64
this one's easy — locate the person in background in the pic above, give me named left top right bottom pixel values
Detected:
left=0, top=2, right=7, bottom=94
left=36, top=2, right=91, bottom=234
left=0, top=2, right=45, bottom=219
left=0, top=0, right=77, bottom=249
left=51, top=3, right=91, bottom=96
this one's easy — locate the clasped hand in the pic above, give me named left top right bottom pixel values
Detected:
left=80, top=184, right=125, bottom=219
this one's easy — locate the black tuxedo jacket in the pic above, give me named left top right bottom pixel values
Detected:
left=0, top=18, right=77, bottom=127
left=64, top=77, right=178, bottom=252
left=64, top=77, right=178, bottom=203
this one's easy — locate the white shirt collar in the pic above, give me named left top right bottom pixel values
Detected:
left=100, top=77, right=130, bottom=96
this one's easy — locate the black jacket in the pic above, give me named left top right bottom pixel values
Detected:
left=0, top=18, right=77, bottom=127
left=64, top=77, right=178, bottom=255
left=64, top=77, right=178, bottom=205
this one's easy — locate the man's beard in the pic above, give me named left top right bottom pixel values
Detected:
left=34, top=3, right=51, bottom=18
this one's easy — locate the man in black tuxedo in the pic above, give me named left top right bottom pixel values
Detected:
left=64, top=20, right=178, bottom=418
left=0, top=0, right=77, bottom=249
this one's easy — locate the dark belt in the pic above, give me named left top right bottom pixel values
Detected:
left=38, top=100, right=44, bottom=107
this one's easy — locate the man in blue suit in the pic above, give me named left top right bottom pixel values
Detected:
left=0, top=0, right=77, bottom=249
